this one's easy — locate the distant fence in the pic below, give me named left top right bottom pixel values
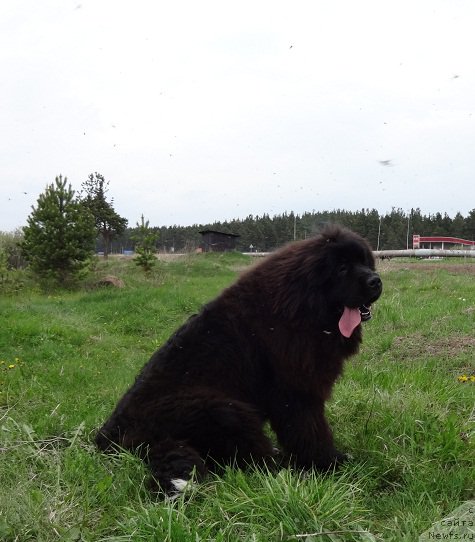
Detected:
left=244, top=249, right=475, bottom=259
left=374, top=249, right=475, bottom=259
left=242, top=252, right=269, bottom=257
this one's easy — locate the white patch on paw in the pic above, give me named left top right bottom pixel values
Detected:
left=171, top=478, right=190, bottom=492
left=166, top=476, right=198, bottom=500
left=166, top=477, right=197, bottom=501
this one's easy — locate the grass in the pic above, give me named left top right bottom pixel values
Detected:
left=1, top=254, right=474, bottom=541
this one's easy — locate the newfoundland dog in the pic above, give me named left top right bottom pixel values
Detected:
left=96, top=225, right=382, bottom=496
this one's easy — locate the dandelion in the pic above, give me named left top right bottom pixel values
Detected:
left=457, top=375, right=468, bottom=383
left=8, top=364, right=15, bottom=369
left=470, top=376, right=475, bottom=383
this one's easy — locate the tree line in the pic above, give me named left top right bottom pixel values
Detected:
left=110, top=207, right=475, bottom=254
left=1, top=172, right=475, bottom=287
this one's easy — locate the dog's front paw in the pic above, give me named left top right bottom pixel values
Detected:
left=314, top=449, right=349, bottom=471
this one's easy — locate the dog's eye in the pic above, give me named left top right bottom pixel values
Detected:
left=337, top=264, right=348, bottom=276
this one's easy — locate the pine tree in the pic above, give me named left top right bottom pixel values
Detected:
left=132, top=215, right=159, bottom=273
left=463, top=209, right=475, bottom=240
left=80, top=172, right=128, bottom=257
left=21, top=175, right=96, bottom=285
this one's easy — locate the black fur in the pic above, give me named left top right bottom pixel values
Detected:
left=96, top=225, right=382, bottom=495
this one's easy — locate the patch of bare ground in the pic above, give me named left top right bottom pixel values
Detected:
left=96, top=275, right=125, bottom=288
left=377, top=260, right=475, bottom=275
left=392, top=333, right=475, bottom=359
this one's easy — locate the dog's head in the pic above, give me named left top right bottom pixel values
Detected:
left=316, top=226, right=382, bottom=337
left=266, top=225, right=382, bottom=336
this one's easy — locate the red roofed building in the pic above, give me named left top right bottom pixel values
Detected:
left=413, top=235, right=475, bottom=250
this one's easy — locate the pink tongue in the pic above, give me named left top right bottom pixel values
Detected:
left=338, top=307, right=361, bottom=338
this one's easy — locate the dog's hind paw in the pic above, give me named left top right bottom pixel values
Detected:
left=165, top=478, right=197, bottom=500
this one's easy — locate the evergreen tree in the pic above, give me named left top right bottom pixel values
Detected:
left=132, top=215, right=159, bottom=273
left=463, top=209, right=475, bottom=240
left=80, top=172, right=128, bottom=257
left=450, top=212, right=465, bottom=238
left=410, top=208, right=425, bottom=237
left=0, top=229, right=25, bottom=269
left=21, top=175, right=96, bottom=285
left=364, top=209, right=381, bottom=249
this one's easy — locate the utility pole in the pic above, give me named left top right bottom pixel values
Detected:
left=377, top=215, right=382, bottom=251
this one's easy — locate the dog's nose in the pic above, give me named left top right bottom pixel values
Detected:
left=367, top=273, right=382, bottom=292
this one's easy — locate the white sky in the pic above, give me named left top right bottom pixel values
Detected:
left=1, top=0, right=474, bottom=231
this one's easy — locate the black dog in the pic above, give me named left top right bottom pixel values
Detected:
left=96, top=225, right=382, bottom=495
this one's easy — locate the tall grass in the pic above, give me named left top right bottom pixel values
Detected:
left=1, top=255, right=474, bottom=541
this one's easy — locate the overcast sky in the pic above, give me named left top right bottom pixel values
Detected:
left=1, top=1, right=474, bottom=232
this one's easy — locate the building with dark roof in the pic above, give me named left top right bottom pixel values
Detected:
left=199, top=230, right=240, bottom=252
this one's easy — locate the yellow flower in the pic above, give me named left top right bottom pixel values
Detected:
left=457, top=375, right=468, bottom=382
left=8, top=364, right=15, bottom=369
left=470, top=376, right=475, bottom=383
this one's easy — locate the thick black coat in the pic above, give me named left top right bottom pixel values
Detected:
left=96, top=225, right=382, bottom=494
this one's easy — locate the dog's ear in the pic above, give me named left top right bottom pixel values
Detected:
left=319, top=223, right=343, bottom=243
left=309, top=229, right=344, bottom=286
left=270, top=241, right=332, bottom=321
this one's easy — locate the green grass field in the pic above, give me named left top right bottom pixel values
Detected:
left=1, top=254, right=474, bottom=541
